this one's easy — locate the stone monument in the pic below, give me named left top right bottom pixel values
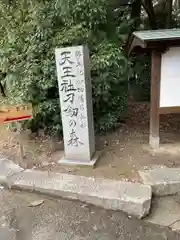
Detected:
left=55, top=45, right=100, bottom=166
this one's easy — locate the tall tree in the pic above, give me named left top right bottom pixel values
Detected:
left=166, top=0, right=173, bottom=28
left=142, top=0, right=158, bottom=29
left=131, top=0, right=142, bottom=31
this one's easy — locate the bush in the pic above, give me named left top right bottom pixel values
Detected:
left=129, top=54, right=151, bottom=102
left=0, top=0, right=130, bottom=135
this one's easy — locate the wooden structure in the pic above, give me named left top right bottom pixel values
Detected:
left=0, top=103, right=33, bottom=160
left=129, top=29, right=180, bottom=149
left=0, top=104, right=33, bottom=124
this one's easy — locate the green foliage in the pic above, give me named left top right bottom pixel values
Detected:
left=130, top=54, right=151, bottom=102
left=91, top=41, right=128, bottom=132
left=0, top=0, right=130, bottom=135
left=129, top=5, right=180, bottom=103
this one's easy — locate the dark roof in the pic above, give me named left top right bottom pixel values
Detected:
left=133, top=29, right=180, bottom=41
left=129, top=29, right=180, bottom=54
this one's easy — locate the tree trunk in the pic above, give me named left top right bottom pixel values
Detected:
left=166, top=0, right=173, bottom=28
left=131, top=0, right=142, bottom=32
left=143, top=0, right=158, bottom=29
left=125, top=0, right=142, bottom=55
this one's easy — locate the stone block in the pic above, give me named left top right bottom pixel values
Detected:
left=139, top=168, right=180, bottom=196
left=9, top=170, right=152, bottom=219
left=0, top=158, right=23, bottom=184
left=55, top=46, right=97, bottom=166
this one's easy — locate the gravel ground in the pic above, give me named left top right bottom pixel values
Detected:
left=0, top=189, right=179, bottom=240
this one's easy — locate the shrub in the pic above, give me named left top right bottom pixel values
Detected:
left=0, top=0, right=130, bottom=135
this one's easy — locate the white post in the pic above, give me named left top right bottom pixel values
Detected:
left=55, top=45, right=100, bottom=166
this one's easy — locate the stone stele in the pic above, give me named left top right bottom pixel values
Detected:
left=55, top=45, right=100, bottom=167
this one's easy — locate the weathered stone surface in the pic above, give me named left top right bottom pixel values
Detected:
left=55, top=46, right=96, bottom=164
left=146, top=196, right=180, bottom=231
left=0, top=226, right=16, bottom=240
left=139, top=168, right=180, bottom=196
left=0, top=158, right=23, bottom=184
left=9, top=170, right=152, bottom=219
left=58, top=151, right=101, bottom=167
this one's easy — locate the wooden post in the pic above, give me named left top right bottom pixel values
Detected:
left=149, top=51, right=161, bottom=149
left=17, top=122, right=25, bottom=160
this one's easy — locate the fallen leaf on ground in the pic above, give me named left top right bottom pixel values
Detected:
left=81, top=204, right=88, bottom=208
left=92, top=225, right=98, bottom=231
left=28, top=199, right=44, bottom=207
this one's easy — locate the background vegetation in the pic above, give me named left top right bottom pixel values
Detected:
left=0, top=0, right=179, bottom=136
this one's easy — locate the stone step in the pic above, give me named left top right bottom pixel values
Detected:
left=139, top=168, right=180, bottom=196
left=8, top=170, right=152, bottom=219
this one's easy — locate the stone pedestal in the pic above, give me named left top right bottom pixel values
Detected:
left=55, top=45, right=100, bottom=166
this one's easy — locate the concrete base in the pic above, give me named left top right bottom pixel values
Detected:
left=58, top=151, right=101, bottom=168
left=149, top=135, right=159, bottom=149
